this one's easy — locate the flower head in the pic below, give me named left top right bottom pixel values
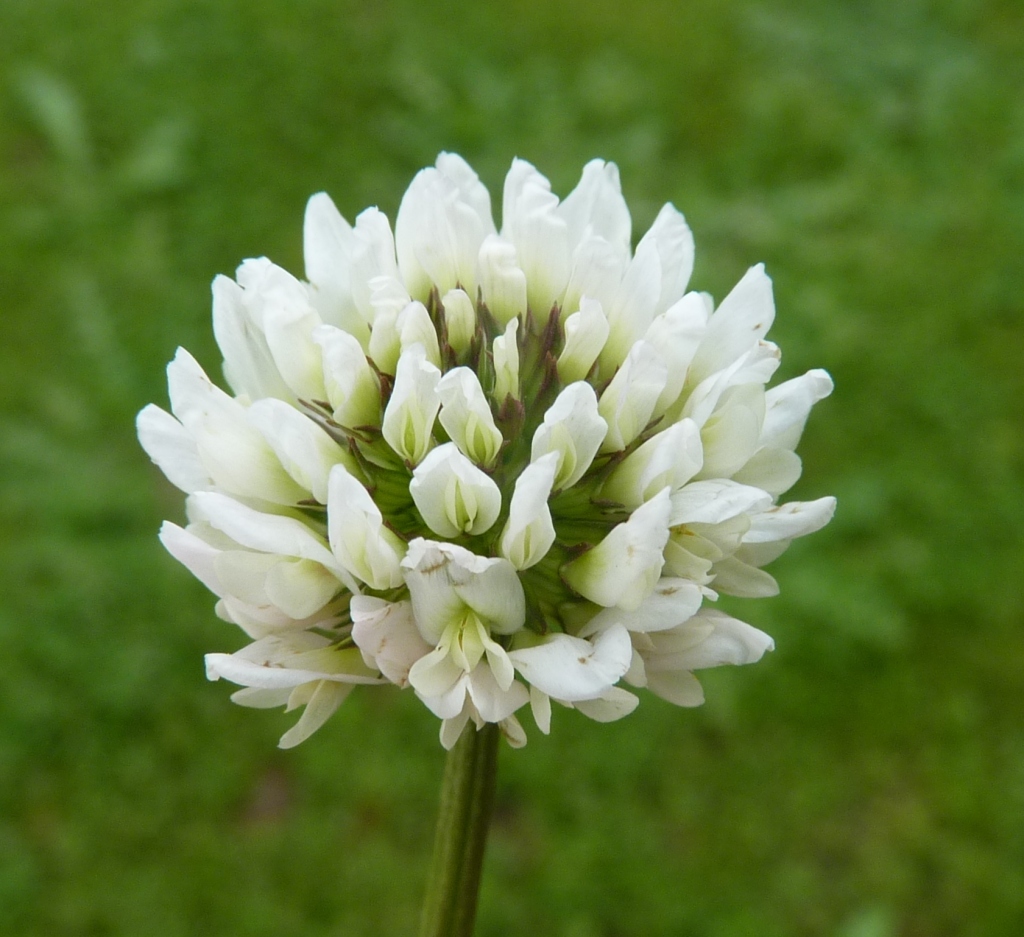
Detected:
left=139, top=153, right=834, bottom=749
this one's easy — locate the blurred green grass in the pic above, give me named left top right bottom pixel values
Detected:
left=2, top=0, right=1023, bottom=934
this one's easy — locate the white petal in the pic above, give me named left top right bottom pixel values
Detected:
left=205, top=640, right=380, bottom=689
left=398, top=540, right=469, bottom=643
left=348, top=207, right=400, bottom=326
left=646, top=609, right=774, bottom=671
left=646, top=670, right=705, bottom=707
left=531, top=382, right=607, bottom=490
left=303, top=193, right=370, bottom=344
left=440, top=287, right=477, bottom=355
left=696, top=383, right=766, bottom=479
left=687, top=264, right=775, bottom=386
left=409, top=646, right=466, bottom=702
left=312, top=324, right=381, bottom=428
left=439, top=706, right=473, bottom=749
left=501, top=159, right=569, bottom=315
left=167, top=348, right=307, bottom=504
left=579, top=578, right=704, bottom=637
left=509, top=624, right=632, bottom=701
left=395, top=154, right=493, bottom=299
left=711, top=557, right=779, bottom=597
left=476, top=234, right=527, bottom=326
left=190, top=490, right=346, bottom=582
left=409, top=443, right=502, bottom=538
left=327, top=464, right=406, bottom=589
left=397, top=300, right=442, bottom=369
left=278, top=680, right=352, bottom=749
left=602, top=418, right=703, bottom=509
left=669, top=479, right=774, bottom=526
left=645, top=292, right=709, bottom=417
left=247, top=398, right=352, bottom=503
left=563, top=488, right=671, bottom=611
left=560, top=236, right=624, bottom=322
left=731, top=447, right=803, bottom=497
left=500, top=713, right=528, bottom=748
left=381, top=343, right=442, bottom=465
left=251, top=263, right=327, bottom=402
left=437, top=367, right=503, bottom=468
left=573, top=686, right=639, bottom=722
left=556, top=159, right=631, bottom=262
left=744, top=497, right=837, bottom=543
left=639, top=203, right=695, bottom=315
left=137, top=404, right=211, bottom=494
left=529, top=684, right=552, bottom=734
left=264, top=558, right=343, bottom=619
left=603, top=237, right=662, bottom=365
left=557, top=296, right=610, bottom=384
left=491, top=318, right=520, bottom=402
left=760, top=368, right=834, bottom=450
left=350, top=597, right=432, bottom=687
left=212, top=274, right=294, bottom=401
left=158, top=521, right=223, bottom=595
left=401, top=539, right=526, bottom=640
left=466, top=663, right=528, bottom=723
left=598, top=341, right=668, bottom=452
left=499, top=452, right=559, bottom=570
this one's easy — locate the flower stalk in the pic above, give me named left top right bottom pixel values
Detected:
left=419, top=722, right=500, bottom=937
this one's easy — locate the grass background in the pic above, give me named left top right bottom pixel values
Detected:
left=2, top=0, right=1023, bottom=934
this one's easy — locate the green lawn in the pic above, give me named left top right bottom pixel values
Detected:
left=2, top=1, right=1023, bottom=934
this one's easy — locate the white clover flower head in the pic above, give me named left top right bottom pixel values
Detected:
left=139, top=153, right=835, bottom=750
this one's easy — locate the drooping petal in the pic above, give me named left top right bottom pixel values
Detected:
left=278, top=680, right=353, bottom=749
left=579, top=578, right=704, bottom=637
left=573, top=686, right=640, bottom=722
left=509, top=625, right=632, bottom=701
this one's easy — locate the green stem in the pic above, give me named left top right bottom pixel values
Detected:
left=418, top=723, right=500, bottom=937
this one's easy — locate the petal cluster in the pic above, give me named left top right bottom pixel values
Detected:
left=139, top=153, right=834, bottom=749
